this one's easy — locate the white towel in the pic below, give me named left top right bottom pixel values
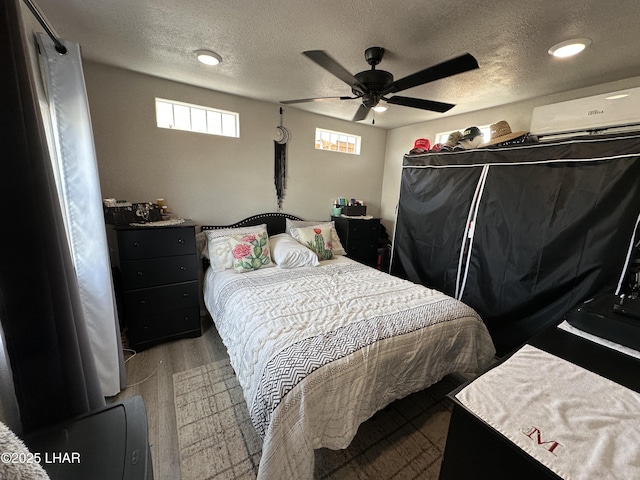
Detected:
left=455, top=344, right=640, bottom=480
left=557, top=320, right=640, bottom=360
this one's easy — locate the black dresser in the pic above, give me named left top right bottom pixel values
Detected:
left=331, top=216, right=380, bottom=267
left=114, top=221, right=201, bottom=350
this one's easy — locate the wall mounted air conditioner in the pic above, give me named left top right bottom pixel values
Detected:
left=530, top=86, right=640, bottom=136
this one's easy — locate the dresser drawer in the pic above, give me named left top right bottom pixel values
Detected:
left=120, top=254, right=198, bottom=289
left=346, top=241, right=377, bottom=265
left=346, top=220, right=379, bottom=240
left=346, top=240, right=377, bottom=255
left=117, top=227, right=196, bottom=260
left=123, top=281, right=199, bottom=316
left=127, top=306, right=201, bottom=349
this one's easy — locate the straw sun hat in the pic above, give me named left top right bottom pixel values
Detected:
left=480, top=120, right=528, bottom=147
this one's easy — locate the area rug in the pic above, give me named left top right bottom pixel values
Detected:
left=174, top=359, right=462, bottom=479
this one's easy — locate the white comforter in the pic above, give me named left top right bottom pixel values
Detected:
left=204, top=256, right=495, bottom=479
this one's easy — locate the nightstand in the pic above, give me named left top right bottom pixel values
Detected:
left=331, top=216, right=380, bottom=267
left=114, top=220, right=201, bottom=350
left=439, top=325, right=640, bottom=479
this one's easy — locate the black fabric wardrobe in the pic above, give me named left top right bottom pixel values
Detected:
left=391, top=133, right=640, bottom=356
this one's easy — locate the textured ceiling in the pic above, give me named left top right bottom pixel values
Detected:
left=31, top=0, right=640, bottom=129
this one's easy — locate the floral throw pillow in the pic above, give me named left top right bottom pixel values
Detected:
left=292, top=226, right=334, bottom=260
left=229, top=230, right=273, bottom=272
left=204, top=224, right=267, bottom=269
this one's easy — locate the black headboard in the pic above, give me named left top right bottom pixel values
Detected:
left=201, top=212, right=303, bottom=237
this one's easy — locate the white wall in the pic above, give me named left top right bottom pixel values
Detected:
left=83, top=62, right=387, bottom=226
left=380, top=76, right=640, bottom=235
left=84, top=60, right=640, bottom=234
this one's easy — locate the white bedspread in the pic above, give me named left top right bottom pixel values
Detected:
left=456, top=344, right=640, bottom=480
left=204, top=256, right=495, bottom=479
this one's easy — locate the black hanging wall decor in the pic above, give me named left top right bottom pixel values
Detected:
left=274, top=108, right=290, bottom=210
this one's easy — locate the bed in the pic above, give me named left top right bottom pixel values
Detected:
left=200, top=212, right=496, bottom=479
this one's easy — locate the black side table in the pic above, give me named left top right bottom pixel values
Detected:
left=331, top=215, right=380, bottom=267
left=439, top=325, right=640, bottom=479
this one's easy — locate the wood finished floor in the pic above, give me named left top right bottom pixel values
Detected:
left=111, top=315, right=462, bottom=480
left=110, top=315, right=228, bottom=480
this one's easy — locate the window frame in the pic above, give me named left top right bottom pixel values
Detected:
left=155, top=97, right=240, bottom=138
left=314, top=128, right=361, bottom=155
left=435, top=124, right=491, bottom=145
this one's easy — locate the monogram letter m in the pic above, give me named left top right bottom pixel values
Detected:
left=522, top=426, right=563, bottom=456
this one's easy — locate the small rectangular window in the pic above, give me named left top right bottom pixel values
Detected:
left=173, top=105, right=191, bottom=130
left=155, top=98, right=239, bottom=138
left=191, top=108, right=207, bottom=132
left=207, top=111, right=222, bottom=135
left=315, top=128, right=361, bottom=155
left=435, top=125, right=491, bottom=146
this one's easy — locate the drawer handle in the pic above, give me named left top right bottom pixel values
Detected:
left=184, top=316, right=190, bottom=321
left=180, top=265, right=187, bottom=271
left=178, top=238, right=185, bottom=244
left=137, top=271, right=144, bottom=276
left=133, top=241, right=141, bottom=247
left=182, top=292, right=189, bottom=298
left=139, top=299, right=146, bottom=305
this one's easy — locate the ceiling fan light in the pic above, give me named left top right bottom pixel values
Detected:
left=548, top=38, right=591, bottom=58
left=372, top=105, right=388, bottom=112
left=195, top=49, right=222, bottom=65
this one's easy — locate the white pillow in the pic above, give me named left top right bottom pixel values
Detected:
left=286, top=219, right=346, bottom=255
left=270, top=233, right=319, bottom=268
left=204, top=224, right=268, bottom=270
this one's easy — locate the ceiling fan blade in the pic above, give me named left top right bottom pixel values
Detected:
left=352, top=103, right=371, bottom=122
left=280, top=96, right=356, bottom=104
left=385, top=96, right=455, bottom=113
left=303, top=50, right=366, bottom=93
left=387, top=53, right=479, bottom=94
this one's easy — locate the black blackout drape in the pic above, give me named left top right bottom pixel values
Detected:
left=0, top=0, right=104, bottom=432
left=392, top=165, right=482, bottom=297
left=391, top=134, right=640, bottom=356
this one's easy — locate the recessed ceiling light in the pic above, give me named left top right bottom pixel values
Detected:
left=548, top=38, right=591, bottom=58
left=195, top=49, right=222, bottom=66
left=372, top=105, right=388, bottom=112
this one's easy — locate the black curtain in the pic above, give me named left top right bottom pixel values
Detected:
left=392, top=135, right=640, bottom=356
left=0, top=0, right=104, bottom=432
left=391, top=166, right=482, bottom=297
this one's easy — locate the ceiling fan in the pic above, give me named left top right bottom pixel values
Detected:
left=281, top=47, right=479, bottom=122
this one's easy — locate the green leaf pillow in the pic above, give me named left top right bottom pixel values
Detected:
left=292, top=226, right=334, bottom=261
